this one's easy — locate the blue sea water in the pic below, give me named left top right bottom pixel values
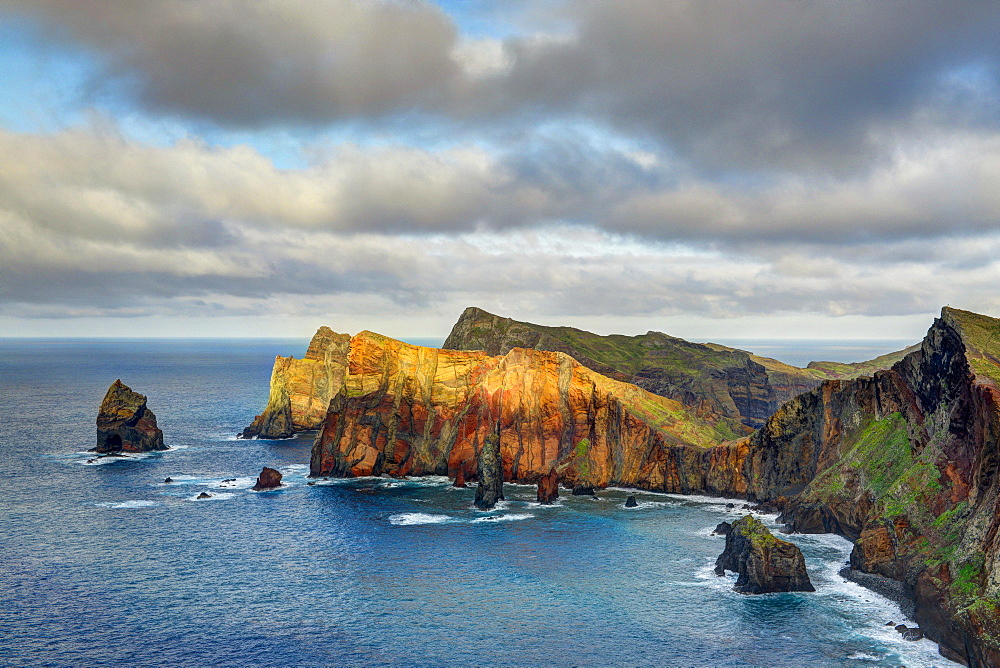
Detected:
left=0, top=339, right=957, bottom=667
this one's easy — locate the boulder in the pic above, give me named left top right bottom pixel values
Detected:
left=252, top=467, right=283, bottom=491
left=197, top=492, right=212, bottom=499
left=624, top=495, right=638, bottom=508
left=714, top=515, right=815, bottom=594
left=94, top=380, right=166, bottom=453
left=537, top=469, right=559, bottom=504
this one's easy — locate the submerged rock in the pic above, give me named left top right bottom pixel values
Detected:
left=252, top=467, right=283, bottom=491
left=474, top=424, right=503, bottom=510
left=164, top=477, right=173, bottom=483
left=537, top=469, right=559, bottom=504
left=197, top=492, right=212, bottom=499
left=714, top=515, right=814, bottom=594
left=624, top=495, right=638, bottom=508
left=94, top=380, right=166, bottom=453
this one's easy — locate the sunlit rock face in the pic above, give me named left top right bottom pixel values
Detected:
left=442, top=306, right=914, bottom=431
left=307, top=331, right=734, bottom=492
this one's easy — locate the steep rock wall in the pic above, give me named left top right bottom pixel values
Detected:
left=308, top=332, right=734, bottom=491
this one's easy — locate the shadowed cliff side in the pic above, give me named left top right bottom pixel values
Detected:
left=705, top=307, right=1000, bottom=666
left=442, top=306, right=915, bottom=430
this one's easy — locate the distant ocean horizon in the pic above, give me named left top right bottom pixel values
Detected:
left=0, top=337, right=919, bottom=370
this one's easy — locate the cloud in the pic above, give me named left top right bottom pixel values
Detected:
left=6, top=0, right=463, bottom=124
left=7, top=0, right=999, bottom=174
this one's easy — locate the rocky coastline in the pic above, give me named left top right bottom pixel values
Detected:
left=244, top=306, right=1000, bottom=665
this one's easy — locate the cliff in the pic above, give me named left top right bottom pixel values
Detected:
left=241, top=326, right=351, bottom=438
left=707, top=308, right=1000, bottom=665
left=307, top=331, right=738, bottom=490
left=95, top=380, right=166, bottom=453
left=442, top=307, right=913, bottom=430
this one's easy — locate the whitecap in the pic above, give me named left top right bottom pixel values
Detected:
left=388, top=512, right=452, bottom=526
left=189, top=492, right=235, bottom=502
left=95, top=500, right=160, bottom=509
left=846, top=651, right=883, bottom=662
left=471, top=513, right=533, bottom=523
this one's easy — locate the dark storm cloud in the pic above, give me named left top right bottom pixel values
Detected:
left=6, top=0, right=462, bottom=124
left=498, top=0, right=1000, bottom=170
left=7, top=0, right=999, bottom=172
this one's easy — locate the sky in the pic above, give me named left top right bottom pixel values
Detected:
left=1, top=0, right=999, bottom=341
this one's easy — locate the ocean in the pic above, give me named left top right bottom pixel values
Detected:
left=0, top=338, right=956, bottom=667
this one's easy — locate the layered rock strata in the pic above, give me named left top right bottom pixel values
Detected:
left=443, top=307, right=914, bottom=430
left=95, top=380, right=166, bottom=453
left=714, top=515, right=814, bottom=593
left=306, top=331, right=735, bottom=490
left=241, top=327, right=351, bottom=439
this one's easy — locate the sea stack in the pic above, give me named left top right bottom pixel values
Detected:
left=474, top=424, right=504, bottom=510
left=252, top=467, right=283, bottom=491
left=714, top=515, right=814, bottom=594
left=537, top=469, right=559, bottom=504
left=94, top=380, right=166, bottom=453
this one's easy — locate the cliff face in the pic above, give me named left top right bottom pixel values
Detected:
left=308, top=331, right=736, bottom=491
left=708, top=308, right=1000, bottom=665
left=241, top=326, right=351, bottom=438
left=442, top=307, right=912, bottom=431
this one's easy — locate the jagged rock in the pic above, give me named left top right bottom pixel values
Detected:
left=537, top=469, right=558, bottom=504
left=453, top=468, right=467, bottom=488
left=241, top=327, right=351, bottom=439
left=197, top=492, right=211, bottom=499
left=474, top=423, right=503, bottom=510
left=94, top=380, right=166, bottom=453
left=713, top=521, right=732, bottom=536
left=714, top=515, right=814, bottom=594
left=571, top=486, right=596, bottom=496
left=252, top=467, right=282, bottom=491
left=624, top=495, right=638, bottom=508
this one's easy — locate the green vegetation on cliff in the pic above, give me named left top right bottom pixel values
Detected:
left=444, top=307, right=915, bottom=434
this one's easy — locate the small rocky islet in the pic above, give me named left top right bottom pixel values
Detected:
left=94, top=305, right=1000, bottom=665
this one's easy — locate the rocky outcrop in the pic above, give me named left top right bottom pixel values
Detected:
left=241, top=327, right=351, bottom=438
left=700, top=308, right=1000, bottom=664
left=624, top=495, right=638, bottom=508
left=537, top=469, right=559, bottom=504
left=714, top=515, right=814, bottom=594
left=95, top=380, right=166, bottom=453
left=442, top=307, right=912, bottom=431
left=252, top=467, right=282, bottom=491
left=308, top=331, right=736, bottom=491
left=475, top=424, right=504, bottom=510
